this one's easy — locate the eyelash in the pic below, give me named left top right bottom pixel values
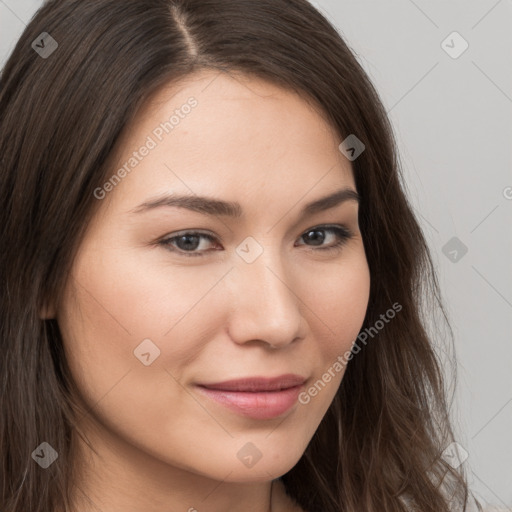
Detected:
left=157, top=225, right=353, bottom=258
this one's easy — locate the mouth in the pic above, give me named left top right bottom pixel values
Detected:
left=196, top=374, right=307, bottom=420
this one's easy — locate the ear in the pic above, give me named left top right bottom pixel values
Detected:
left=39, top=299, right=57, bottom=319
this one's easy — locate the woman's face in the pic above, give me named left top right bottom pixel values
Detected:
left=56, top=70, right=370, bottom=485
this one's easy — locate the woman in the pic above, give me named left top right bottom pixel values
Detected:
left=0, top=0, right=482, bottom=511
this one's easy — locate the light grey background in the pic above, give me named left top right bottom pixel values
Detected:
left=1, top=0, right=511, bottom=508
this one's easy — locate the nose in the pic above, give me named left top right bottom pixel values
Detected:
left=225, top=245, right=305, bottom=350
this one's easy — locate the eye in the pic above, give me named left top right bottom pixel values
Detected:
left=158, top=225, right=353, bottom=258
left=295, top=225, right=353, bottom=253
left=158, top=231, right=220, bottom=257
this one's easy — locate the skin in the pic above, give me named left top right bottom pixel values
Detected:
left=49, top=69, right=371, bottom=512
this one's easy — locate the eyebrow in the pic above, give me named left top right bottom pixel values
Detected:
left=129, top=187, right=360, bottom=218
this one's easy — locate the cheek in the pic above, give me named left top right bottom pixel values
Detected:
left=303, top=250, right=371, bottom=356
left=292, top=253, right=369, bottom=419
left=56, top=240, right=239, bottom=416
left=57, top=255, right=210, bottom=454
left=61, top=241, right=222, bottom=347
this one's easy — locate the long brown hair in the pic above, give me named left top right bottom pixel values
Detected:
left=0, top=0, right=475, bottom=510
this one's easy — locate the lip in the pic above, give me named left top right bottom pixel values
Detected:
left=199, top=374, right=306, bottom=392
left=196, top=374, right=306, bottom=420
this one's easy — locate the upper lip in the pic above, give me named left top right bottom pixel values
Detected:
left=198, top=374, right=306, bottom=392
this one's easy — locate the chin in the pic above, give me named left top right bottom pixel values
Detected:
left=181, top=443, right=306, bottom=484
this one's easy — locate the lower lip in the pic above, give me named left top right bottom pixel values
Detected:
left=196, top=385, right=303, bottom=420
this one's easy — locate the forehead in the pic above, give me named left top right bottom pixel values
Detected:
left=103, top=69, right=355, bottom=216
